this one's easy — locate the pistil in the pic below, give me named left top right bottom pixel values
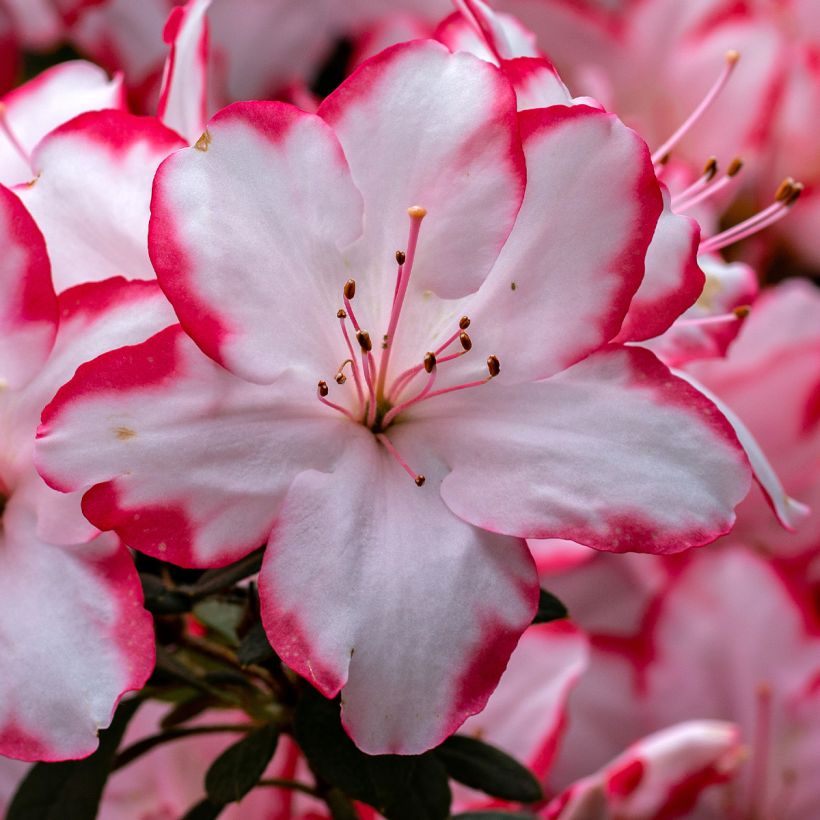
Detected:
left=651, top=50, right=740, bottom=167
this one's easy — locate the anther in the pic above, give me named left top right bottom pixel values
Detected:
left=415, top=475, right=426, bottom=487
left=423, top=352, right=437, bottom=373
left=344, top=279, right=356, bottom=300
left=337, top=308, right=347, bottom=319
left=356, top=329, right=372, bottom=352
left=407, top=205, right=427, bottom=220
left=317, top=380, right=329, bottom=397
left=396, top=250, right=406, bottom=265
left=335, top=373, right=347, bottom=384
left=733, top=305, right=751, bottom=318
left=775, top=177, right=796, bottom=202
left=459, top=332, right=472, bottom=351
left=487, top=355, right=500, bottom=378
left=786, top=182, right=804, bottom=206
left=725, top=49, right=740, bottom=66
left=727, top=157, right=743, bottom=177
left=703, top=156, right=718, bottom=181
left=459, top=316, right=471, bottom=330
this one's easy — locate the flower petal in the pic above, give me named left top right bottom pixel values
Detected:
left=149, top=101, right=364, bottom=384
left=37, top=326, right=351, bottom=567
left=0, top=499, right=152, bottom=761
left=0, top=183, right=56, bottom=390
left=411, top=345, right=751, bottom=553
left=157, top=0, right=211, bottom=144
left=18, top=110, right=185, bottom=292
left=318, top=39, right=525, bottom=300
left=458, top=105, right=662, bottom=384
left=614, top=186, right=704, bottom=343
left=259, top=434, right=537, bottom=754
left=0, top=60, right=124, bottom=186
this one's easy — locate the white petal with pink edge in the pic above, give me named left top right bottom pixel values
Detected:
left=0, top=60, right=124, bottom=186
left=544, top=720, right=743, bottom=820
left=149, top=101, right=364, bottom=384
left=18, top=110, right=185, bottom=292
left=0, top=183, right=56, bottom=390
left=36, top=326, right=352, bottom=568
left=455, top=105, right=661, bottom=385
left=410, top=345, right=750, bottom=553
left=673, top=368, right=810, bottom=532
left=319, top=39, right=525, bottom=300
left=0, top=496, right=152, bottom=762
left=614, top=185, right=704, bottom=343
left=458, top=621, right=588, bottom=780
left=259, top=434, right=537, bottom=755
left=157, top=0, right=211, bottom=144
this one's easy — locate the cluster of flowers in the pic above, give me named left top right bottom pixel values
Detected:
left=0, top=0, right=817, bottom=817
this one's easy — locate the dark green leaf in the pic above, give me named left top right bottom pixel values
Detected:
left=532, top=588, right=568, bottom=624
left=237, top=621, right=276, bottom=665
left=7, top=698, right=141, bottom=820
left=193, top=600, right=244, bottom=644
left=205, top=723, right=279, bottom=804
left=294, top=687, right=451, bottom=819
left=140, top=573, right=192, bottom=614
left=182, top=549, right=264, bottom=599
left=453, top=813, right=540, bottom=820
left=435, top=735, right=543, bottom=803
left=181, top=799, right=224, bottom=820
left=382, top=754, right=451, bottom=820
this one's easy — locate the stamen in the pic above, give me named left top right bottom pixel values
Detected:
left=459, top=316, right=471, bottom=329
left=395, top=250, right=406, bottom=265
left=675, top=306, right=750, bottom=328
left=356, top=329, right=373, bottom=352
left=335, top=359, right=355, bottom=384
left=337, top=310, right=365, bottom=407
left=459, top=332, right=472, bottom=351
left=0, top=103, right=32, bottom=170
left=344, top=279, right=356, bottom=300
left=423, top=352, right=436, bottom=373
left=671, top=157, right=719, bottom=208
left=376, top=206, right=427, bottom=397
left=487, top=355, right=501, bottom=378
left=376, top=433, right=425, bottom=487
left=651, top=51, right=740, bottom=166
left=699, top=179, right=802, bottom=253
left=317, top=380, right=357, bottom=421
left=674, top=156, right=743, bottom=212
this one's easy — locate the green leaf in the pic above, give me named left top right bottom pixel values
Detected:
left=435, top=735, right=543, bottom=803
left=140, top=573, right=192, bottom=614
left=182, top=549, right=264, bottom=599
left=205, top=723, right=279, bottom=804
left=532, top=588, right=568, bottom=624
left=237, top=621, right=276, bottom=665
left=181, top=799, right=224, bottom=820
left=7, top=698, right=141, bottom=820
left=293, top=687, right=451, bottom=820
left=192, top=600, right=245, bottom=645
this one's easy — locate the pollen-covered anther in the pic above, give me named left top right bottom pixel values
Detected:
left=732, top=305, right=751, bottom=319
left=775, top=177, right=796, bottom=202
left=395, top=250, right=406, bottom=265
left=727, top=157, right=743, bottom=177
left=785, top=182, right=804, bottom=207
left=407, top=205, right=427, bottom=220
left=703, top=156, right=718, bottom=181
left=423, top=352, right=437, bottom=373
left=337, top=308, right=347, bottom=319
left=415, top=475, right=426, bottom=487
left=459, top=315, right=471, bottom=330
left=317, top=380, right=329, bottom=397
left=459, top=332, right=472, bottom=351
left=487, top=355, right=500, bottom=378
left=725, top=49, right=741, bottom=66
left=356, top=329, right=373, bottom=352
left=344, top=279, right=356, bottom=300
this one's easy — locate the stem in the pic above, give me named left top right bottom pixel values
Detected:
left=179, top=548, right=264, bottom=599
left=258, top=778, right=321, bottom=798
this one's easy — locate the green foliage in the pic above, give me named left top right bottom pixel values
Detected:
left=204, top=723, right=280, bottom=804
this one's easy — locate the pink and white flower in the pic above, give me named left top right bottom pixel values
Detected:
left=35, top=40, right=750, bottom=754
left=0, top=183, right=175, bottom=761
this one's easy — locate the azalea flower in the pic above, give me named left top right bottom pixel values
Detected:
left=36, top=39, right=750, bottom=754
left=0, top=183, right=175, bottom=760
left=547, top=546, right=820, bottom=819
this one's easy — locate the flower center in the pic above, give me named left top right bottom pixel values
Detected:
left=316, top=205, right=500, bottom=486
